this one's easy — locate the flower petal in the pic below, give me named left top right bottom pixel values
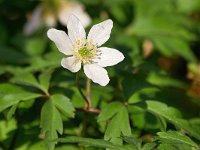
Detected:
left=23, top=6, right=43, bottom=36
left=58, top=2, right=91, bottom=27
left=47, top=28, right=72, bottom=55
left=61, top=57, right=81, bottom=73
left=96, top=47, right=124, bottom=67
left=87, top=19, right=113, bottom=47
left=67, top=15, right=86, bottom=44
left=84, top=64, right=110, bottom=86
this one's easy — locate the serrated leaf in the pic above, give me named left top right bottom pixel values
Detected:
left=104, top=106, right=131, bottom=145
left=144, top=101, right=200, bottom=140
left=0, top=84, right=42, bottom=112
left=122, top=136, right=142, bottom=150
left=105, top=113, right=122, bottom=145
left=157, top=143, right=177, bottom=150
left=146, top=100, right=182, bottom=118
left=11, top=72, right=50, bottom=95
left=51, top=94, right=75, bottom=118
left=98, top=102, right=124, bottom=122
left=157, top=131, right=199, bottom=148
left=158, top=116, right=167, bottom=132
left=38, top=70, right=52, bottom=95
left=57, top=136, right=128, bottom=150
left=142, top=142, right=157, bottom=150
left=11, top=73, right=40, bottom=89
left=119, top=107, right=132, bottom=136
left=5, top=103, right=18, bottom=120
left=40, top=100, right=63, bottom=150
left=172, top=118, right=200, bottom=142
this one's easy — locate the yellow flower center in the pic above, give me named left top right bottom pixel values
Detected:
left=73, top=39, right=99, bottom=64
left=79, top=47, right=92, bottom=58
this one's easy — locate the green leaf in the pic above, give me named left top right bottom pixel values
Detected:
left=0, top=118, right=17, bottom=142
left=147, top=72, right=188, bottom=89
left=157, top=131, right=199, bottom=149
left=104, top=106, right=131, bottom=145
left=119, top=107, right=132, bottom=136
left=122, top=136, right=142, bottom=150
left=24, top=51, right=61, bottom=73
left=4, top=103, right=18, bottom=120
left=122, top=72, right=154, bottom=100
left=0, top=83, right=42, bottom=112
left=11, top=71, right=52, bottom=95
left=142, top=142, right=157, bottom=150
left=11, top=73, right=40, bottom=89
left=24, top=37, right=46, bottom=56
left=128, top=87, right=160, bottom=104
left=38, top=70, right=52, bottom=95
left=105, top=115, right=122, bottom=145
left=40, top=100, right=63, bottom=150
left=153, top=37, right=196, bottom=62
left=0, top=46, right=28, bottom=64
left=98, top=102, right=124, bottom=122
left=146, top=100, right=182, bottom=118
left=109, top=3, right=127, bottom=23
left=177, top=0, right=200, bottom=13
left=129, top=106, right=145, bottom=129
left=144, top=101, right=200, bottom=140
left=91, top=86, right=113, bottom=108
left=157, top=116, right=167, bottom=132
left=172, top=119, right=200, bottom=142
left=157, top=143, right=177, bottom=150
left=51, top=94, right=75, bottom=118
left=57, top=136, right=128, bottom=150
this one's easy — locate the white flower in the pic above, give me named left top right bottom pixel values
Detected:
left=24, top=0, right=91, bottom=36
left=47, top=15, right=124, bottom=86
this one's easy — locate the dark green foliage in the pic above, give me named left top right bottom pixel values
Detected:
left=0, top=0, right=200, bottom=150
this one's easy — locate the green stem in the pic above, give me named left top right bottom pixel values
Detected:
left=76, top=72, right=90, bottom=110
left=86, top=78, right=92, bottom=109
left=76, top=72, right=101, bottom=113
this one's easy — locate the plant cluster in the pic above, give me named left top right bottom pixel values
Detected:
left=0, top=0, right=200, bottom=150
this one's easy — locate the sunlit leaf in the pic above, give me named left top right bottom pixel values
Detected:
left=157, top=131, right=199, bottom=149
left=4, top=103, right=18, bottom=120
left=142, top=142, right=157, bottom=150
left=104, top=106, right=131, bottom=145
left=51, top=94, right=75, bottom=118
left=98, top=102, right=124, bottom=122
left=0, top=84, right=42, bottom=112
left=38, top=70, right=52, bottom=94
left=57, top=136, right=128, bottom=150
left=40, top=100, right=63, bottom=150
left=122, top=136, right=142, bottom=150
left=145, top=101, right=200, bottom=140
left=157, top=143, right=177, bottom=150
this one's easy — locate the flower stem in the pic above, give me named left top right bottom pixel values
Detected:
left=76, top=72, right=90, bottom=109
left=86, top=78, right=92, bottom=108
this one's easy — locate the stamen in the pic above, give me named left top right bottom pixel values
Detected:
left=72, top=38, right=101, bottom=64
